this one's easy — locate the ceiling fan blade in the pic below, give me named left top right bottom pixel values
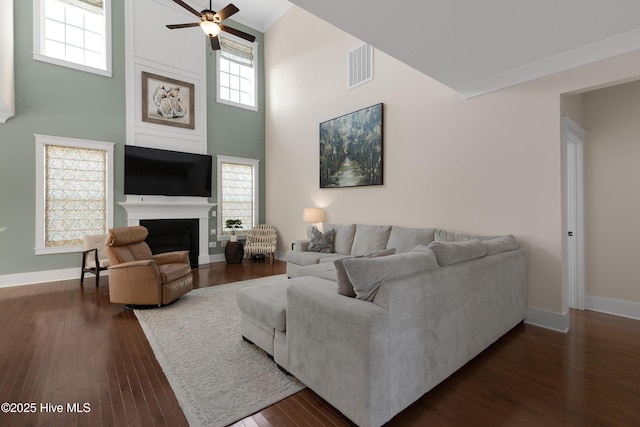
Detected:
left=171, top=0, right=202, bottom=18
left=210, top=35, right=221, bottom=50
left=213, top=3, right=239, bottom=22
left=166, top=23, right=201, bottom=29
left=220, top=25, right=256, bottom=42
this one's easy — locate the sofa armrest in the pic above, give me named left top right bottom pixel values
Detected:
left=108, top=259, right=156, bottom=269
left=292, top=239, right=310, bottom=251
left=153, top=250, right=190, bottom=265
left=286, top=281, right=390, bottom=427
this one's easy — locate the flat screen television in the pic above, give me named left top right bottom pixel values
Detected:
left=124, top=145, right=212, bottom=197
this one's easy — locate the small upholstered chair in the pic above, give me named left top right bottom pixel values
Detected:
left=105, top=226, right=193, bottom=307
left=244, top=224, right=278, bottom=265
left=81, top=234, right=110, bottom=287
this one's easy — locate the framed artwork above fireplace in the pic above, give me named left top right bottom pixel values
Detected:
left=141, top=71, right=195, bottom=129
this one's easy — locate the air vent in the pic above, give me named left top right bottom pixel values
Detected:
left=348, top=43, right=373, bottom=89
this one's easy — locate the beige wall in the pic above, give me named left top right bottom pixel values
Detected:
left=582, top=81, right=640, bottom=303
left=264, top=6, right=640, bottom=316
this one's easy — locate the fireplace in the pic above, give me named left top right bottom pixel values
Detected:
left=119, top=195, right=216, bottom=266
left=141, top=219, right=199, bottom=268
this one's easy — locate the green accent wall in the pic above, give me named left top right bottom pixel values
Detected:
left=0, top=1, right=266, bottom=276
left=206, top=23, right=266, bottom=256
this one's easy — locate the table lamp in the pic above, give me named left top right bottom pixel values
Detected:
left=303, top=208, right=324, bottom=236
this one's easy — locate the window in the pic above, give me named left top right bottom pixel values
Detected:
left=216, top=35, right=258, bottom=111
left=217, top=155, right=259, bottom=238
left=33, top=0, right=112, bottom=77
left=35, top=134, right=114, bottom=254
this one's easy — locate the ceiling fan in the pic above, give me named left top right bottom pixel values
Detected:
left=166, top=1, right=256, bottom=50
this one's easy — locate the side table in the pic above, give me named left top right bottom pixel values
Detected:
left=225, top=241, right=244, bottom=264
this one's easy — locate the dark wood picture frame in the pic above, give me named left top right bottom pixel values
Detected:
left=141, top=71, right=195, bottom=129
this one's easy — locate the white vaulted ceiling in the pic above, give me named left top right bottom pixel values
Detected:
left=188, top=0, right=640, bottom=98
left=186, top=0, right=292, bottom=32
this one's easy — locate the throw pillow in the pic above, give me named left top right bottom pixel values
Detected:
left=335, top=248, right=397, bottom=297
left=350, top=224, right=392, bottom=256
left=434, top=229, right=479, bottom=242
left=483, top=234, right=518, bottom=255
left=428, top=239, right=486, bottom=266
left=334, top=258, right=355, bottom=297
left=386, top=227, right=436, bottom=253
left=324, top=223, right=357, bottom=255
left=308, top=227, right=336, bottom=253
left=343, top=248, right=439, bottom=302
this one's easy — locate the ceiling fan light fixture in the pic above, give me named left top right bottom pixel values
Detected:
left=167, top=2, right=255, bottom=50
left=200, top=20, right=221, bottom=37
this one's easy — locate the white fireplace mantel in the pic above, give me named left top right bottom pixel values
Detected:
left=119, top=195, right=216, bottom=265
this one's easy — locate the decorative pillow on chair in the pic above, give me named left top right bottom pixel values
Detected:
left=308, top=227, right=336, bottom=253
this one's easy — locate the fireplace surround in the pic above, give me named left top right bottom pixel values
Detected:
left=119, top=195, right=216, bottom=266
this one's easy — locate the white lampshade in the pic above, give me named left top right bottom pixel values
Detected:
left=201, top=21, right=221, bottom=37
left=303, top=208, right=324, bottom=223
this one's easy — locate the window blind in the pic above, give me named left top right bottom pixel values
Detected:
left=44, top=145, right=107, bottom=247
left=220, top=37, right=254, bottom=68
left=220, top=162, right=254, bottom=234
left=56, top=0, right=103, bottom=15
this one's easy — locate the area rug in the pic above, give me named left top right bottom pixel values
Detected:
left=134, top=274, right=304, bottom=427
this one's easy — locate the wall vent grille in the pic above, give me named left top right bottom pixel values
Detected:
left=348, top=43, right=373, bottom=89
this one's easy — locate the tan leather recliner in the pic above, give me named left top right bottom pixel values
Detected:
left=105, top=226, right=193, bottom=307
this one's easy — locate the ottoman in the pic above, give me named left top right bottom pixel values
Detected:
left=235, top=276, right=336, bottom=370
left=236, top=278, right=295, bottom=369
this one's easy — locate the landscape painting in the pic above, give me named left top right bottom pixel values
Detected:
left=319, top=103, right=383, bottom=188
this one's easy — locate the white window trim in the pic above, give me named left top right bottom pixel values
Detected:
left=33, top=0, right=113, bottom=78
left=215, top=34, right=259, bottom=112
left=216, top=155, right=260, bottom=241
left=34, top=133, right=115, bottom=255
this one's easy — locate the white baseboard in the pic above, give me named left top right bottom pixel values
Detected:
left=0, top=268, right=108, bottom=288
left=0, top=256, right=225, bottom=288
left=209, top=254, right=226, bottom=263
left=525, top=307, right=570, bottom=333
left=207, top=252, right=286, bottom=264
left=586, top=295, right=640, bottom=321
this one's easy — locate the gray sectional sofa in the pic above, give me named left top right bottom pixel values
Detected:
left=237, top=223, right=528, bottom=427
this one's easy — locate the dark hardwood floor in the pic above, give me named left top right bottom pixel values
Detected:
left=1, top=260, right=639, bottom=426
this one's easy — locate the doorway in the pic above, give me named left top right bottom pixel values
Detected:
left=562, top=116, right=586, bottom=310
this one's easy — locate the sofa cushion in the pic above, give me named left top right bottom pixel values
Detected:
left=236, top=280, right=290, bottom=332
left=308, top=227, right=336, bottom=253
left=297, top=263, right=339, bottom=282
left=335, top=248, right=397, bottom=297
left=434, top=229, right=479, bottom=242
left=343, top=248, right=439, bottom=301
left=324, top=223, right=356, bottom=255
left=287, top=250, right=341, bottom=266
left=351, top=224, right=392, bottom=256
left=318, top=254, right=350, bottom=264
left=428, top=239, right=487, bottom=266
left=483, top=234, right=519, bottom=255
left=387, top=226, right=436, bottom=253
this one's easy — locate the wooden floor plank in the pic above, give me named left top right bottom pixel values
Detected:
left=2, top=260, right=640, bottom=426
